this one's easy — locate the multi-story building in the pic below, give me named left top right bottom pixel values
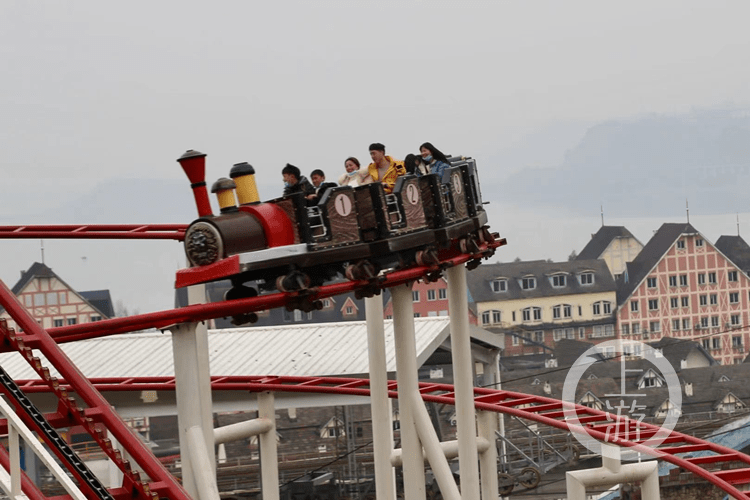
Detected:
left=466, top=259, right=617, bottom=356
left=0, top=262, right=114, bottom=331
left=616, top=223, right=750, bottom=364
left=383, top=278, right=464, bottom=320
left=577, top=225, right=644, bottom=280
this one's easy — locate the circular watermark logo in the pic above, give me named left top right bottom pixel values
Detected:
left=561, top=340, right=682, bottom=460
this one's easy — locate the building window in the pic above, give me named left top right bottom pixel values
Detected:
left=700, top=317, right=709, bottom=329
left=346, top=306, right=353, bottom=315
left=699, top=295, right=708, bottom=306
left=729, top=271, right=738, bottom=282
left=672, top=319, right=680, bottom=331
left=438, top=288, right=447, bottom=300
left=512, top=335, right=519, bottom=346
left=534, top=331, right=544, bottom=343
left=482, top=310, right=501, bottom=325
left=649, top=321, right=661, bottom=332
left=632, top=323, right=640, bottom=335
left=46, top=292, right=58, bottom=306
left=733, top=335, right=743, bottom=348
left=412, top=291, right=420, bottom=302
left=90, top=315, right=102, bottom=322
left=681, top=296, right=689, bottom=308
left=669, top=276, right=677, bottom=287
left=709, top=272, right=717, bottom=284
left=647, top=277, right=657, bottom=288
left=710, top=294, right=718, bottom=305
left=414, top=313, right=421, bottom=318
left=521, top=277, right=536, bottom=290
left=648, top=299, right=658, bottom=311
left=427, top=290, right=436, bottom=301
left=670, top=297, right=678, bottom=308
left=622, top=324, right=630, bottom=335
left=34, top=293, right=45, bottom=306
left=550, top=274, right=566, bottom=287
left=67, top=318, right=77, bottom=326
left=696, top=238, right=704, bottom=247
left=553, top=329, right=566, bottom=341
left=712, top=316, right=720, bottom=328
left=323, top=299, right=331, bottom=308
left=698, top=274, right=706, bottom=285
left=491, top=279, right=507, bottom=292
left=563, top=305, right=571, bottom=318
left=731, top=314, right=741, bottom=326
left=553, top=304, right=571, bottom=319
left=630, top=301, right=639, bottom=313
left=522, top=307, right=541, bottom=321
left=53, top=319, right=64, bottom=327
left=713, top=337, right=721, bottom=349
left=730, top=292, right=739, bottom=304
left=579, top=272, right=594, bottom=285
left=676, top=240, right=685, bottom=249
left=682, top=318, right=690, bottom=330
left=679, top=275, right=688, bottom=287
left=579, top=327, right=586, bottom=339
left=592, top=301, right=612, bottom=316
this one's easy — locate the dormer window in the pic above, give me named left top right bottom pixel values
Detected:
left=550, top=274, right=567, bottom=288
left=719, top=375, right=731, bottom=383
left=578, top=272, right=594, bottom=285
left=520, top=276, right=536, bottom=290
left=491, top=279, right=508, bottom=293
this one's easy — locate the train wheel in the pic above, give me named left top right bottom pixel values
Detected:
left=276, top=271, right=311, bottom=292
left=346, top=261, right=376, bottom=281
left=519, top=467, right=541, bottom=489
left=416, top=248, right=439, bottom=267
left=498, top=472, right=514, bottom=495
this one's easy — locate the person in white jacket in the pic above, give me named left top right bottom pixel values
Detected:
left=338, top=156, right=363, bottom=187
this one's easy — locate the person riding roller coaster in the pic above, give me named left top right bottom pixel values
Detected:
left=365, top=143, right=405, bottom=194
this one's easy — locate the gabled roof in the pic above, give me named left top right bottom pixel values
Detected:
left=11, top=261, right=55, bottom=295
left=616, top=223, right=700, bottom=305
left=79, top=290, right=115, bottom=318
left=577, top=226, right=640, bottom=260
left=466, top=259, right=615, bottom=304
left=648, top=336, right=717, bottom=369
left=3, top=262, right=112, bottom=319
left=715, top=235, right=750, bottom=275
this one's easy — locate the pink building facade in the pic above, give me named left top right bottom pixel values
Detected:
left=616, top=223, right=750, bottom=364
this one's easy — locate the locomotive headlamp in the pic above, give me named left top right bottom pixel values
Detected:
left=211, top=178, right=238, bottom=213
left=177, top=150, right=213, bottom=217
left=230, top=162, right=260, bottom=205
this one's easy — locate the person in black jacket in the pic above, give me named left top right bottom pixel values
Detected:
left=282, top=163, right=316, bottom=199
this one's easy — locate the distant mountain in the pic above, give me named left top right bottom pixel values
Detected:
left=494, top=109, right=750, bottom=217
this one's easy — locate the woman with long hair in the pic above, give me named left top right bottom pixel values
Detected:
left=419, top=142, right=451, bottom=179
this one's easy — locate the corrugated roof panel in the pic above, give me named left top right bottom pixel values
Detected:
left=0, top=318, right=453, bottom=380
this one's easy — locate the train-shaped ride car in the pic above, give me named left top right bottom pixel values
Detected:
left=174, top=150, right=501, bottom=307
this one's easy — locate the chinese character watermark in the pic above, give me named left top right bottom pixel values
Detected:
left=561, top=340, right=681, bottom=460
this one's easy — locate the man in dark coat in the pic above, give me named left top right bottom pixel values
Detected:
left=282, top=163, right=316, bottom=199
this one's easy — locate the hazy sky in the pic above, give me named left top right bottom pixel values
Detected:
left=2, top=1, right=750, bottom=314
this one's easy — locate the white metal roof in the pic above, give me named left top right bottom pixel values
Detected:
left=0, top=317, right=456, bottom=381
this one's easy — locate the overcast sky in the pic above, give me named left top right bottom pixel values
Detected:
left=2, top=1, right=750, bottom=314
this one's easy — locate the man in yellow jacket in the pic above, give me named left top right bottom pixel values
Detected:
left=365, top=143, right=405, bottom=194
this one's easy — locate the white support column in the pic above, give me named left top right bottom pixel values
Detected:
left=477, top=410, right=498, bottom=500
left=446, top=264, right=480, bottom=499
left=365, top=295, right=397, bottom=500
left=391, top=284, right=426, bottom=500
left=171, top=283, right=216, bottom=500
left=8, top=420, right=20, bottom=498
left=257, top=392, right=280, bottom=500
left=566, top=445, right=660, bottom=500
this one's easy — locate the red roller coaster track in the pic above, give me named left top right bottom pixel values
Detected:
left=1, top=228, right=750, bottom=498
